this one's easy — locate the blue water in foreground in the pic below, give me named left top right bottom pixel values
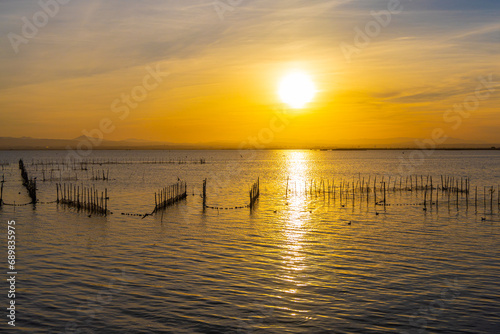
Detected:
left=0, top=150, right=499, bottom=333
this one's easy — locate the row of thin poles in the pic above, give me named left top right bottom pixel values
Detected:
left=39, top=169, right=78, bottom=182
left=285, top=175, right=499, bottom=213
left=33, top=168, right=109, bottom=182
left=91, top=169, right=110, bottom=181
left=285, top=175, right=471, bottom=198
left=154, top=181, right=187, bottom=213
left=19, top=159, right=37, bottom=203
left=249, top=178, right=260, bottom=209
left=56, top=183, right=108, bottom=215
left=29, top=157, right=207, bottom=167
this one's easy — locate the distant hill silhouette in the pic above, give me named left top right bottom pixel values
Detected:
left=0, top=136, right=497, bottom=150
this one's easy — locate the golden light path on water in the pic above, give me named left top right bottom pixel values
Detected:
left=279, top=151, right=312, bottom=317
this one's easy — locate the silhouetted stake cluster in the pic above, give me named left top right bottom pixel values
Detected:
left=57, top=183, right=108, bottom=216
left=249, top=178, right=260, bottom=209
left=0, top=175, right=4, bottom=207
left=91, top=168, right=109, bottom=181
left=285, top=174, right=499, bottom=214
left=153, top=181, right=187, bottom=213
left=19, top=159, right=37, bottom=203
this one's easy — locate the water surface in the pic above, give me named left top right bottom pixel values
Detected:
left=0, top=150, right=499, bottom=333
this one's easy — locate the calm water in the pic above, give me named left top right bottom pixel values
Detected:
left=1, top=150, right=500, bottom=333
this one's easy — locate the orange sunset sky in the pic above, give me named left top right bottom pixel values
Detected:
left=0, top=0, right=499, bottom=147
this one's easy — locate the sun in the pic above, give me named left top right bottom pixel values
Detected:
left=278, top=71, right=317, bottom=109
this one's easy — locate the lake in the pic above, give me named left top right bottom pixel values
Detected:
left=0, top=149, right=499, bottom=333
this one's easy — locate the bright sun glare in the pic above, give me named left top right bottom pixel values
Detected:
left=278, top=71, right=317, bottom=109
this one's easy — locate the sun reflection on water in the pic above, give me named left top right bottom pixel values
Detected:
left=279, top=151, right=313, bottom=294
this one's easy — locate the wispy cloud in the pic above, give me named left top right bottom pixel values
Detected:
left=0, top=0, right=498, bottom=143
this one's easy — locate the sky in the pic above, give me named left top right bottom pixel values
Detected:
left=0, top=0, right=499, bottom=147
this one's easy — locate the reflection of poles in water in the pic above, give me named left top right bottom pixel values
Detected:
left=475, top=186, right=478, bottom=212
left=424, top=184, right=427, bottom=210
left=383, top=181, right=386, bottom=211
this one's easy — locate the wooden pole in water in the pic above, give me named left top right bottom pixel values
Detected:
left=383, top=182, right=386, bottom=210
left=286, top=176, right=289, bottom=198
left=424, top=185, right=427, bottom=209
left=333, top=180, right=336, bottom=201
left=483, top=187, right=486, bottom=213
left=446, top=188, right=451, bottom=210
left=327, top=179, right=330, bottom=201
left=475, top=186, right=478, bottom=212
left=352, top=181, right=355, bottom=208
left=490, top=187, right=493, bottom=213
left=436, top=184, right=439, bottom=210
left=466, top=182, right=469, bottom=211
left=203, top=179, right=207, bottom=209
left=430, top=181, right=433, bottom=208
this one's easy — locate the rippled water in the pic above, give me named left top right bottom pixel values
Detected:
left=1, top=150, right=499, bottom=333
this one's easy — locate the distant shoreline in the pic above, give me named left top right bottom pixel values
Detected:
left=1, top=147, right=499, bottom=151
